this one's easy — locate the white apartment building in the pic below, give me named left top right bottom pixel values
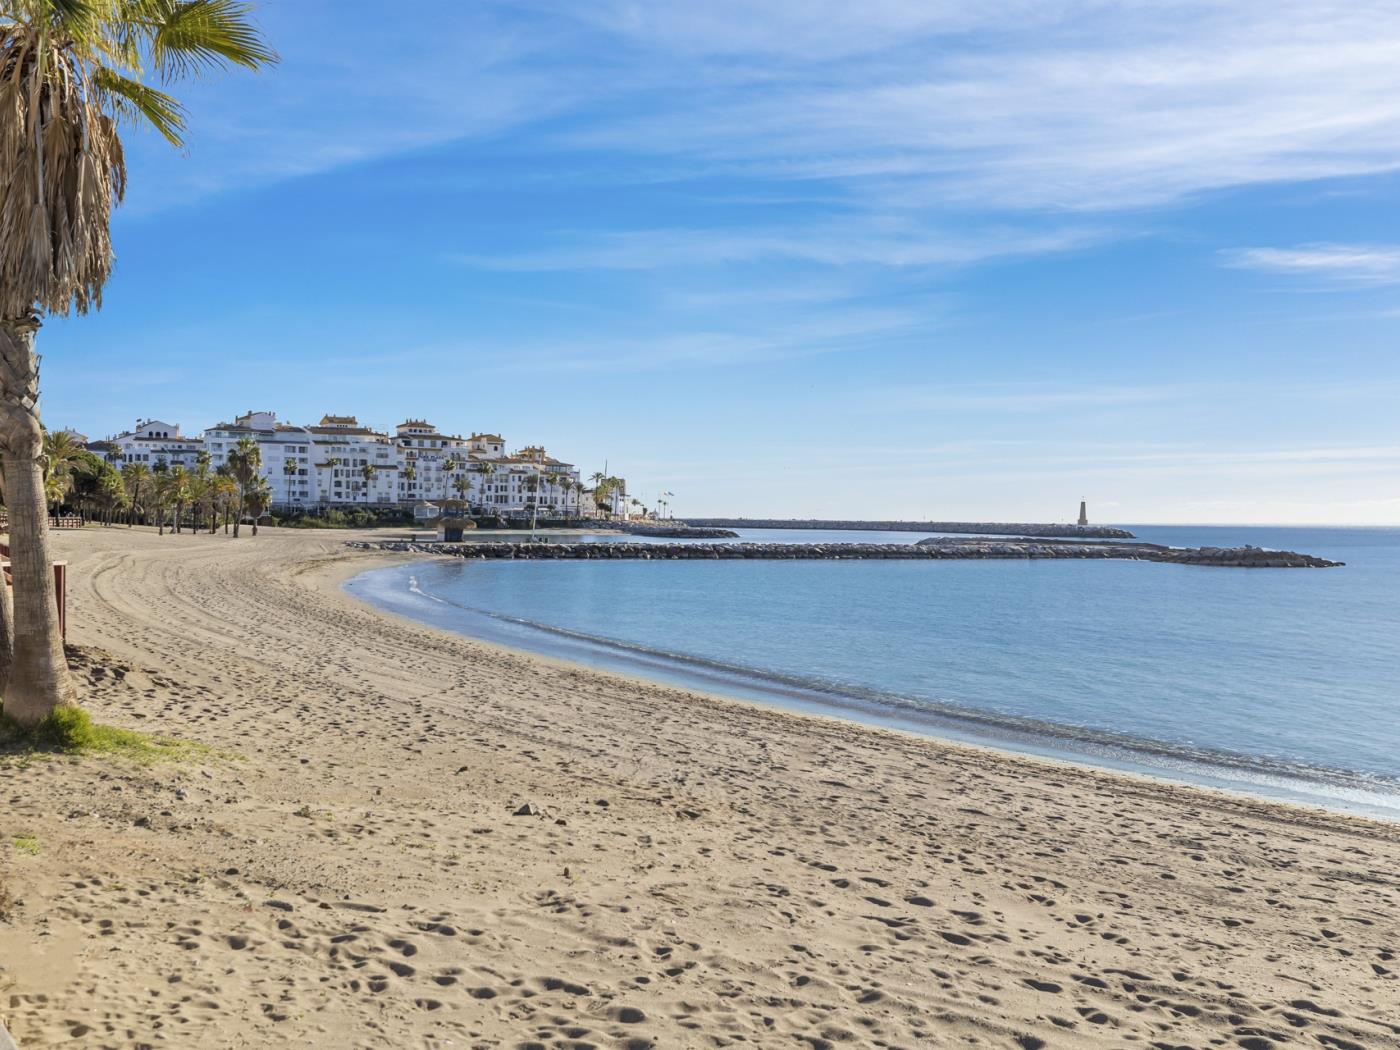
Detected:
left=108, top=419, right=206, bottom=471
left=99, top=409, right=598, bottom=516
left=202, top=411, right=318, bottom=507
left=306, top=415, right=400, bottom=505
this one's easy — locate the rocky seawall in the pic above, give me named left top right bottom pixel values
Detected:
left=686, top=518, right=1136, bottom=539
left=609, top=522, right=740, bottom=538
left=347, top=539, right=1341, bottom=567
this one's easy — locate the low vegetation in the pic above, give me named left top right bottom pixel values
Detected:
left=0, top=705, right=222, bottom=765
left=280, top=507, right=416, bottom=529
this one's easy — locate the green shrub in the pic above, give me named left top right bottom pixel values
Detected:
left=1, top=703, right=225, bottom=764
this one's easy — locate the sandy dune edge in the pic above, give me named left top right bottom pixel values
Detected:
left=1, top=526, right=1397, bottom=1049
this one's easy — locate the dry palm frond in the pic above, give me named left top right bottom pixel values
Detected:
left=0, top=0, right=274, bottom=320
left=1, top=22, right=124, bottom=318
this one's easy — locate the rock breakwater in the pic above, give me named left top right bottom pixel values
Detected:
left=686, top=518, right=1136, bottom=539
left=611, top=522, right=740, bottom=538
left=347, top=539, right=1341, bottom=567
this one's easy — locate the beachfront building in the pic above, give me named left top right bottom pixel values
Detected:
left=103, top=408, right=607, bottom=516
left=203, top=411, right=318, bottom=507
left=393, top=419, right=476, bottom=505
left=306, top=415, right=399, bottom=506
left=108, top=419, right=206, bottom=471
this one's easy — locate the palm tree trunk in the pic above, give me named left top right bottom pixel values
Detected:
left=0, top=317, right=78, bottom=724
left=0, top=555, right=14, bottom=695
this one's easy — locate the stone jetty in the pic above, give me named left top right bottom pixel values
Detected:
left=347, top=538, right=1341, bottom=567
left=611, top=522, right=740, bottom=539
left=685, top=518, right=1136, bottom=539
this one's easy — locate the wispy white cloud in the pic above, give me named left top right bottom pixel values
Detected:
left=125, top=0, right=1400, bottom=217
left=453, top=222, right=1108, bottom=271
left=491, top=306, right=928, bottom=372
left=867, top=384, right=1167, bottom=414
left=547, top=0, right=1400, bottom=210
left=1221, top=244, right=1400, bottom=286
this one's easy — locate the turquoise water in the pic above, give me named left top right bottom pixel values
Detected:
left=345, top=526, right=1400, bottom=817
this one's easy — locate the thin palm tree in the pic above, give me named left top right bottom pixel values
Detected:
left=186, top=471, right=211, bottom=534
left=151, top=469, right=175, bottom=536
left=0, top=1, right=275, bottom=723
left=166, top=465, right=190, bottom=533
left=227, top=437, right=262, bottom=538
left=96, top=465, right=126, bottom=525
left=212, top=470, right=237, bottom=533
left=192, top=449, right=211, bottom=531
left=525, top=472, right=543, bottom=535
left=120, top=461, right=150, bottom=526
left=245, top=475, right=271, bottom=535
left=282, top=456, right=297, bottom=509
left=472, top=461, right=491, bottom=514
left=441, top=455, right=458, bottom=503
left=359, top=462, right=375, bottom=505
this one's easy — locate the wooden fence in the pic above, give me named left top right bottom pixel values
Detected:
left=0, top=542, right=69, bottom=640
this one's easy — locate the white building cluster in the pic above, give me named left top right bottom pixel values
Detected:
left=96, top=412, right=617, bottom=518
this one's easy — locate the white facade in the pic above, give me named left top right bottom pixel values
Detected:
left=109, top=419, right=206, bottom=471
left=305, top=415, right=399, bottom=505
left=203, top=411, right=318, bottom=507
left=102, top=410, right=600, bottom=516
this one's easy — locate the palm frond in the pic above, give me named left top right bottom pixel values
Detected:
left=93, top=63, right=185, bottom=144
left=144, top=0, right=275, bottom=77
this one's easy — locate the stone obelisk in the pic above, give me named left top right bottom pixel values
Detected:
left=1077, top=500, right=1088, bottom=527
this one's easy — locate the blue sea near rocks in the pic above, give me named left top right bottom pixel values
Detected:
left=345, top=526, right=1400, bottom=818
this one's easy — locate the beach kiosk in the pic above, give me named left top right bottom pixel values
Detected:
left=435, top=500, right=475, bottom=542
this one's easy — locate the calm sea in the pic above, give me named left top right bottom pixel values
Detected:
left=345, top=526, right=1400, bottom=818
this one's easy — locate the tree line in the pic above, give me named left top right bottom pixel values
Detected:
left=40, top=431, right=272, bottom=537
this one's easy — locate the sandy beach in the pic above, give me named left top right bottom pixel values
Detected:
left=2, top=525, right=1397, bottom=1050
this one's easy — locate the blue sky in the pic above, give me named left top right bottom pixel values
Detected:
left=40, top=0, right=1400, bottom=523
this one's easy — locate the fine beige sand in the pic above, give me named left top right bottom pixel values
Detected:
left=2, top=526, right=1398, bottom=1050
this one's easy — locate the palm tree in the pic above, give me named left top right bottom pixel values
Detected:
left=226, top=437, right=262, bottom=538
left=165, top=465, right=190, bottom=533
left=151, top=469, right=176, bottom=536
left=472, top=461, right=491, bottom=513
left=96, top=466, right=126, bottom=525
left=245, top=476, right=271, bottom=536
left=212, top=470, right=237, bottom=533
left=441, top=456, right=459, bottom=502
left=0, top=2, right=274, bottom=723
left=525, top=472, right=544, bottom=534
left=186, top=472, right=212, bottom=534
left=121, top=461, right=150, bottom=526
left=282, top=456, right=298, bottom=509
left=451, top=474, right=469, bottom=502
left=191, top=449, right=211, bottom=531
left=359, top=462, right=375, bottom=505
left=43, top=461, right=73, bottom=517
left=41, top=429, right=84, bottom=516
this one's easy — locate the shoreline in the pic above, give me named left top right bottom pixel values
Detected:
left=3, top=526, right=1397, bottom=1048
left=344, top=558, right=1400, bottom=821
